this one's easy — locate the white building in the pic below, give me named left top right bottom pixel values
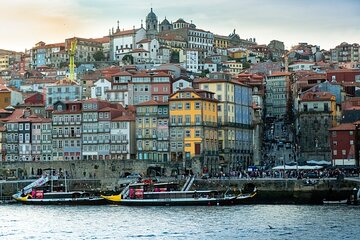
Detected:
left=91, top=78, right=112, bottom=100
left=288, top=62, right=315, bottom=72
left=110, top=27, right=146, bottom=61
left=172, top=77, right=192, bottom=93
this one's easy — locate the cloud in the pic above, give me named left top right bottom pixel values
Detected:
left=0, top=0, right=359, bottom=51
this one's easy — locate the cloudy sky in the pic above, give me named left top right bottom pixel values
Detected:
left=1, top=0, right=359, bottom=52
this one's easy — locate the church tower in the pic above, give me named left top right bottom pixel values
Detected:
left=146, top=8, right=158, bottom=39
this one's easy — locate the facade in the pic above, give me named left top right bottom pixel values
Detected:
left=52, top=101, right=83, bottom=161
left=265, top=72, right=291, bottom=119
left=65, top=37, right=103, bottom=63
left=136, top=100, right=169, bottom=162
left=46, top=79, right=82, bottom=107
left=288, top=62, right=315, bottom=72
left=195, top=72, right=253, bottom=171
left=110, top=115, right=136, bottom=160
left=172, top=78, right=192, bottom=93
left=330, top=42, right=359, bottom=63
left=91, top=78, right=112, bottom=100
left=298, top=92, right=337, bottom=163
left=329, top=123, right=356, bottom=166
left=169, top=88, right=219, bottom=175
left=5, top=112, right=51, bottom=161
left=222, top=61, right=243, bottom=75
left=110, top=27, right=147, bottom=61
left=0, top=85, right=11, bottom=109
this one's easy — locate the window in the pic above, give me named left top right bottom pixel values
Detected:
left=185, top=115, right=191, bottom=124
left=342, top=150, right=346, bottom=156
left=185, top=130, right=191, bottom=137
left=350, top=131, right=353, bottom=135
left=216, top=84, right=222, bottom=91
left=350, top=140, right=354, bottom=145
left=177, top=103, right=183, bottom=110
left=178, top=116, right=183, bottom=125
left=195, top=102, right=200, bottom=109
left=195, top=130, right=200, bottom=137
left=333, top=150, right=337, bottom=156
left=185, top=102, right=190, bottom=110
left=333, top=141, right=337, bottom=146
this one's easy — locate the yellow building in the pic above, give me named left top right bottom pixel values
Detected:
left=223, top=61, right=243, bottom=75
left=169, top=88, right=218, bottom=174
left=0, top=85, right=11, bottom=109
left=214, top=35, right=230, bottom=49
left=0, top=54, right=9, bottom=71
left=194, top=72, right=254, bottom=172
left=228, top=49, right=248, bottom=59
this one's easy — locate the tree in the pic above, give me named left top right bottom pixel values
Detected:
left=170, top=51, right=179, bottom=63
left=93, top=50, right=106, bottom=61
left=242, top=61, right=251, bottom=69
left=122, top=54, right=134, bottom=65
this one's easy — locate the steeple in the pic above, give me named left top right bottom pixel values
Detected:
left=117, top=20, right=120, bottom=32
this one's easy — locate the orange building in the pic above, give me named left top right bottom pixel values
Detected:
left=0, top=85, right=11, bottom=109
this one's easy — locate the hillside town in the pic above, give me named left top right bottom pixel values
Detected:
left=0, top=8, right=360, bottom=178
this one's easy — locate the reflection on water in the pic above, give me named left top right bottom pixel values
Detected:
left=0, top=204, right=359, bottom=240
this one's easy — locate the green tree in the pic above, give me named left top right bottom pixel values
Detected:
left=122, top=54, right=134, bottom=65
left=242, top=61, right=251, bottom=69
left=93, top=51, right=106, bottom=61
left=170, top=51, right=179, bottom=63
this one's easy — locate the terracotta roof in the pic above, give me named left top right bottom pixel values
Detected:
left=329, top=123, right=356, bottom=131
left=92, top=36, right=110, bottom=43
left=268, top=72, right=291, bottom=77
left=112, top=28, right=141, bottom=37
left=301, top=91, right=335, bottom=101
left=137, top=39, right=152, bottom=44
left=112, top=115, right=135, bottom=121
left=131, top=48, right=149, bottom=53
left=136, top=100, right=168, bottom=106
left=0, top=84, right=10, bottom=92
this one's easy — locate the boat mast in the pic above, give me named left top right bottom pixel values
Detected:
left=64, top=170, right=68, bottom=192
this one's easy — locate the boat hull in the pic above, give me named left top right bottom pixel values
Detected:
left=17, top=198, right=108, bottom=205
left=108, top=197, right=238, bottom=206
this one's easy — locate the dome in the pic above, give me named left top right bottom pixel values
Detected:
left=161, top=18, right=170, bottom=25
left=146, top=8, right=157, bottom=21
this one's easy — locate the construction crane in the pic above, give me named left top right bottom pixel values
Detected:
left=69, top=38, right=77, bottom=81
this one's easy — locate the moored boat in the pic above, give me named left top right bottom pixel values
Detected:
left=12, top=174, right=106, bottom=205
left=101, top=182, right=257, bottom=206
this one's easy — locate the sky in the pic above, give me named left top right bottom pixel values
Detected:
left=1, top=0, right=359, bottom=52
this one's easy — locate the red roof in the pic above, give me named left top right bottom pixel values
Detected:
left=136, top=100, right=168, bottom=106
left=112, top=28, right=141, bottom=37
left=301, top=91, right=335, bottom=101
left=329, top=123, right=356, bottom=131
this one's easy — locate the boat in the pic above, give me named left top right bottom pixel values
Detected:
left=12, top=173, right=106, bottom=205
left=101, top=181, right=257, bottom=206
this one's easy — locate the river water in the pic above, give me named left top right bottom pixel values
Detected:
left=0, top=204, right=359, bottom=240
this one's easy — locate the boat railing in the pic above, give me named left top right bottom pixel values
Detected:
left=181, top=175, right=196, bottom=191
left=121, top=184, right=130, bottom=198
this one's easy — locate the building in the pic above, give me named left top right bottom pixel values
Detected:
left=110, top=115, right=136, bottom=160
left=5, top=111, right=52, bottom=161
left=65, top=37, right=103, bottom=63
left=298, top=92, right=337, bottom=163
left=169, top=88, right=219, bottom=175
left=145, top=8, right=158, bottom=39
left=110, top=26, right=146, bottom=61
left=222, top=61, right=243, bottom=75
left=330, top=42, right=359, bottom=63
left=0, top=85, right=11, bottom=109
left=45, top=78, right=82, bottom=107
left=172, top=77, right=192, bottom=93
left=51, top=101, right=83, bottom=160
left=91, top=78, right=112, bottom=100
left=136, top=100, right=169, bottom=162
left=195, top=72, right=253, bottom=171
left=265, top=72, right=291, bottom=119
left=288, top=62, right=316, bottom=72
left=329, top=123, right=356, bottom=166
left=159, top=17, right=173, bottom=32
